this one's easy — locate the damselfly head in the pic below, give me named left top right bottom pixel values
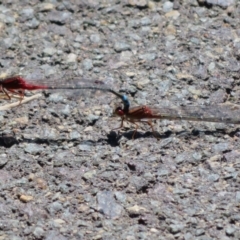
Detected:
left=113, top=106, right=125, bottom=117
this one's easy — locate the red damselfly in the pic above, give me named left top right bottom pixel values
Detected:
left=114, top=103, right=240, bottom=139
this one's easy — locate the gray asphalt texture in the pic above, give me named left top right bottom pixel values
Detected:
left=0, top=0, right=240, bottom=239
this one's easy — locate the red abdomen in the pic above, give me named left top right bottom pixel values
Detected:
left=0, top=76, right=48, bottom=90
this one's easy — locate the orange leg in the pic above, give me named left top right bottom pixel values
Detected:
left=112, top=117, right=138, bottom=139
left=0, top=86, right=8, bottom=99
left=145, top=120, right=159, bottom=139
left=17, top=90, right=24, bottom=104
left=129, top=119, right=159, bottom=139
left=129, top=120, right=139, bottom=139
left=126, top=119, right=138, bottom=140
left=113, top=116, right=159, bottom=139
left=112, top=117, right=139, bottom=139
left=111, top=117, right=124, bottom=131
left=111, top=117, right=126, bottom=137
left=3, top=88, right=25, bottom=104
left=2, top=87, right=11, bottom=100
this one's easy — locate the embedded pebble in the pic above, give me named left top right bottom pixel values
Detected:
left=47, top=11, right=71, bottom=24
left=97, top=191, right=123, bottom=219
left=114, top=42, right=131, bottom=52
left=168, top=224, right=184, bottom=234
left=33, top=227, right=45, bottom=239
left=82, top=58, right=93, bottom=70
left=38, top=3, right=55, bottom=11
left=90, top=34, right=101, bottom=44
left=235, top=192, right=240, bottom=203
left=43, top=47, right=56, bottom=57
left=65, top=53, right=77, bottom=63
left=128, top=0, right=148, bottom=7
left=0, top=154, right=8, bottom=167
left=225, top=225, right=235, bottom=236
left=19, top=195, right=34, bottom=203
left=20, top=8, right=34, bottom=20
left=24, top=144, right=45, bottom=155
left=163, top=1, right=174, bottom=12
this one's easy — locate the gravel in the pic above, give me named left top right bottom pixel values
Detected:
left=0, top=0, right=240, bottom=239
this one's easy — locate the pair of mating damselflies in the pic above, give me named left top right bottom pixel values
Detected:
left=1, top=75, right=240, bottom=139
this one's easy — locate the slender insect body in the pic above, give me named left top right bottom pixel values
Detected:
left=0, top=76, right=130, bottom=109
left=113, top=104, right=240, bottom=139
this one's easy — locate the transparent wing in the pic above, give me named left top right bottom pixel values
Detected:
left=0, top=69, right=128, bottom=106
left=149, top=103, right=240, bottom=124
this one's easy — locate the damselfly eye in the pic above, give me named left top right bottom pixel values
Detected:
left=115, top=107, right=124, bottom=116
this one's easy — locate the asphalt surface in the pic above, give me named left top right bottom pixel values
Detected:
left=0, top=0, right=240, bottom=239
